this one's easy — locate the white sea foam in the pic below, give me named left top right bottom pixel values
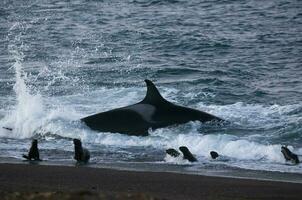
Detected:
left=198, top=102, right=301, bottom=124
left=0, top=41, right=41, bottom=137
left=63, top=125, right=293, bottom=164
left=164, top=154, right=192, bottom=165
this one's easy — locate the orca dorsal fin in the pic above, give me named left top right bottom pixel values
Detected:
left=141, top=79, right=168, bottom=105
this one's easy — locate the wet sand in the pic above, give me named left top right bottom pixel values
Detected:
left=0, top=163, right=301, bottom=200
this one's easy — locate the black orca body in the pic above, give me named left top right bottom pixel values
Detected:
left=81, top=80, right=224, bottom=136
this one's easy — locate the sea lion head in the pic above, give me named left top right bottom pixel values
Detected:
left=166, top=148, right=180, bottom=157
left=32, top=139, right=38, bottom=147
left=179, top=146, right=197, bottom=162
left=210, top=151, right=219, bottom=159
left=73, top=139, right=82, bottom=147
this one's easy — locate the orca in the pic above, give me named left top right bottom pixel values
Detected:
left=81, top=79, right=224, bottom=136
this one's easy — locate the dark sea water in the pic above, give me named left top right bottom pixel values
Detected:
left=0, top=0, right=302, bottom=181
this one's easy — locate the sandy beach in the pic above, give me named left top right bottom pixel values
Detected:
left=0, top=163, right=301, bottom=200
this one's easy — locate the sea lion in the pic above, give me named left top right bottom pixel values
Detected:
left=210, top=151, right=219, bottom=159
left=22, top=139, right=42, bottom=161
left=179, top=146, right=197, bottom=162
left=73, top=139, right=90, bottom=163
left=166, top=148, right=181, bottom=157
left=2, top=127, right=13, bottom=131
left=281, top=146, right=300, bottom=164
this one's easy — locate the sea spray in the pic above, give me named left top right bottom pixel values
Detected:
left=1, top=23, right=45, bottom=138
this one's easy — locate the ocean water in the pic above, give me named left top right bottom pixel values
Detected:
left=0, top=0, right=302, bottom=181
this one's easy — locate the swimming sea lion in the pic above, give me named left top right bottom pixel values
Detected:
left=166, top=148, right=181, bottom=157
left=281, top=146, right=299, bottom=164
left=210, top=151, right=219, bottom=159
left=2, top=127, right=13, bottom=131
left=179, top=146, right=197, bottom=162
left=22, top=139, right=42, bottom=161
left=73, top=139, right=90, bottom=163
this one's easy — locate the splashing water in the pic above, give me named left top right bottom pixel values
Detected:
left=1, top=23, right=45, bottom=138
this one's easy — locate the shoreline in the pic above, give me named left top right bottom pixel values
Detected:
left=1, top=163, right=302, bottom=200
left=2, top=158, right=302, bottom=184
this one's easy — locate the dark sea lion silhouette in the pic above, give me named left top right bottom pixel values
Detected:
left=2, top=127, right=12, bottom=131
left=166, top=148, right=181, bottom=157
left=22, top=139, right=42, bottom=161
left=81, top=79, right=224, bottom=136
left=179, top=146, right=197, bottom=162
left=281, top=146, right=300, bottom=164
left=73, top=139, right=90, bottom=163
left=210, top=151, right=219, bottom=159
